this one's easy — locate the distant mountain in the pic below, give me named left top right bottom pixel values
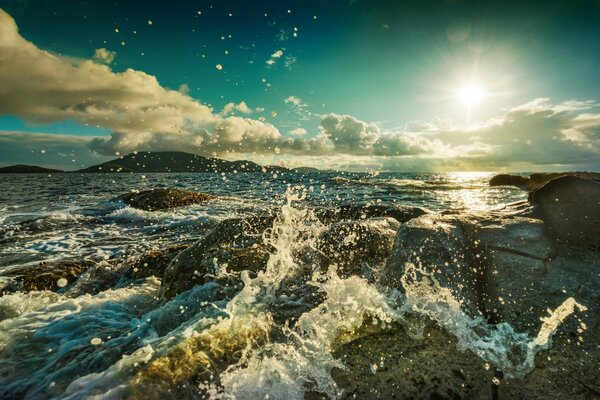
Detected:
left=0, top=164, right=63, bottom=173
left=76, top=151, right=289, bottom=173
left=291, top=166, right=333, bottom=173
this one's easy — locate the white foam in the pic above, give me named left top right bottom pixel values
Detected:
left=399, top=262, right=586, bottom=378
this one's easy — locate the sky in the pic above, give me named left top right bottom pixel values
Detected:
left=1, top=0, right=600, bottom=171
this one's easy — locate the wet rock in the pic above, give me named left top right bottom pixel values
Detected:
left=489, top=174, right=529, bottom=188
left=530, top=175, right=600, bottom=248
left=489, top=172, right=600, bottom=191
left=0, top=260, right=89, bottom=294
left=382, top=214, right=484, bottom=317
left=316, top=217, right=400, bottom=278
left=529, top=172, right=600, bottom=191
left=161, top=215, right=402, bottom=300
left=330, top=320, right=494, bottom=399
left=65, top=263, right=122, bottom=296
left=125, top=244, right=191, bottom=280
left=461, top=215, right=558, bottom=331
left=368, top=211, right=599, bottom=399
left=316, top=203, right=428, bottom=224
left=160, top=216, right=275, bottom=299
left=331, top=312, right=600, bottom=400
left=117, top=188, right=214, bottom=211
left=383, top=211, right=598, bottom=334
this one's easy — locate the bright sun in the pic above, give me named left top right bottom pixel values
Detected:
left=457, top=83, right=485, bottom=106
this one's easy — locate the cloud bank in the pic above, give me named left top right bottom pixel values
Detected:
left=1, top=8, right=600, bottom=171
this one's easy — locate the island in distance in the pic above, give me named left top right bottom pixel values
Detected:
left=0, top=164, right=64, bottom=173
left=0, top=151, right=325, bottom=174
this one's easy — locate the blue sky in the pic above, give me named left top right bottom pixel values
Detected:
left=1, top=0, right=600, bottom=171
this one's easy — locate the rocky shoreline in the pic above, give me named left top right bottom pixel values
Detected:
left=1, top=175, right=599, bottom=399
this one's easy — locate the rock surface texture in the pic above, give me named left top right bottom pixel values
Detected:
left=530, top=175, right=600, bottom=248
left=118, top=188, right=214, bottom=211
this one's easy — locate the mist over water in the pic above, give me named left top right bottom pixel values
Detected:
left=1, top=172, right=586, bottom=399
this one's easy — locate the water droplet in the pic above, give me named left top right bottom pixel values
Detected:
left=90, top=337, right=102, bottom=346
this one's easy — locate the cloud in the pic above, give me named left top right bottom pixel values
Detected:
left=284, top=96, right=302, bottom=107
left=0, top=9, right=284, bottom=157
left=0, top=131, right=108, bottom=169
left=320, top=114, right=381, bottom=154
left=284, top=95, right=312, bottom=120
left=92, top=48, right=116, bottom=64
left=289, top=127, right=307, bottom=135
left=266, top=49, right=284, bottom=66
left=221, top=101, right=252, bottom=115
left=1, top=9, right=600, bottom=171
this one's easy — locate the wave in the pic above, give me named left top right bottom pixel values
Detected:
left=331, top=176, right=479, bottom=191
left=0, top=188, right=586, bottom=399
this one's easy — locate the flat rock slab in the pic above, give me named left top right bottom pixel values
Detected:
left=118, top=188, right=214, bottom=211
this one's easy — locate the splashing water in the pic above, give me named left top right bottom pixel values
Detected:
left=0, top=186, right=588, bottom=399
left=399, top=262, right=587, bottom=379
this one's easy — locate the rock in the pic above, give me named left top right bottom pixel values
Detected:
left=376, top=211, right=599, bottom=398
left=530, top=176, right=600, bottom=248
left=161, top=215, right=401, bottom=300
left=64, top=263, right=122, bottom=296
left=460, top=215, right=557, bottom=331
left=330, top=320, right=494, bottom=399
left=489, top=172, right=600, bottom=191
left=125, top=244, right=191, bottom=280
left=489, top=174, right=529, bottom=188
left=382, top=214, right=485, bottom=318
left=529, top=172, right=600, bottom=191
left=117, top=188, right=213, bottom=211
left=331, top=311, right=600, bottom=400
left=0, top=260, right=89, bottom=294
left=160, top=217, right=275, bottom=299
left=316, top=203, right=428, bottom=224
left=316, top=217, right=400, bottom=278
left=383, top=211, right=598, bottom=334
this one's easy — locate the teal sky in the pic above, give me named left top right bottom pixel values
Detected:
left=1, top=0, right=600, bottom=171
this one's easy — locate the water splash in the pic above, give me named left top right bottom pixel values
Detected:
left=399, top=262, right=587, bottom=379
left=0, top=186, right=587, bottom=399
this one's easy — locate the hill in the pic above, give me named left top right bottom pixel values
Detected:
left=76, top=151, right=289, bottom=173
left=0, top=164, right=63, bottom=173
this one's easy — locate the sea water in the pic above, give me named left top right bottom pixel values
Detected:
left=0, top=172, right=584, bottom=399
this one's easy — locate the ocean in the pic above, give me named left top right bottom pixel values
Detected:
left=0, top=171, right=555, bottom=399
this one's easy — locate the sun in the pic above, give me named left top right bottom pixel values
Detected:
left=456, top=83, right=485, bottom=106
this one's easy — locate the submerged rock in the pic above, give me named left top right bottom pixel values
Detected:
left=0, top=260, right=89, bottom=294
left=530, top=175, right=600, bottom=248
left=117, top=188, right=214, bottom=211
left=64, top=263, right=122, bottom=296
